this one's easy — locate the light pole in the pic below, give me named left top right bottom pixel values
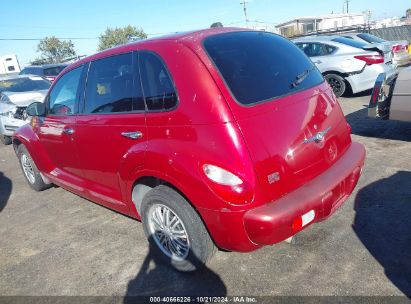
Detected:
left=240, top=1, right=249, bottom=28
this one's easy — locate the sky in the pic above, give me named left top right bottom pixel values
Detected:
left=1, top=0, right=409, bottom=66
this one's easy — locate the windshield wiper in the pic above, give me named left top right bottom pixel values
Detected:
left=290, top=66, right=314, bottom=88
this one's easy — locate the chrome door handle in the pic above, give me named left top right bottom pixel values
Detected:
left=63, top=128, right=75, bottom=135
left=313, top=60, right=322, bottom=64
left=121, top=131, right=143, bottom=139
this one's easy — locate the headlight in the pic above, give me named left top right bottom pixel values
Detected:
left=0, top=95, right=17, bottom=118
left=0, top=94, right=15, bottom=105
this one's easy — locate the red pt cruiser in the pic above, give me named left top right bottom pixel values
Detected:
left=13, top=28, right=365, bottom=271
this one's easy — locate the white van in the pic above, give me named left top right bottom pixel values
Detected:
left=0, top=54, right=21, bottom=75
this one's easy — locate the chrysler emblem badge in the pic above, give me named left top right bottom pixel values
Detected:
left=304, top=127, right=331, bottom=144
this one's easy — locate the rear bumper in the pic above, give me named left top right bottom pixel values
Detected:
left=243, top=142, right=365, bottom=245
left=346, top=63, right=397, bottom=94
left=393, top=52, right=411, bottom=66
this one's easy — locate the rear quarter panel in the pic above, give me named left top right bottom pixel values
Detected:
left=123, top=40, right=265, bottom=215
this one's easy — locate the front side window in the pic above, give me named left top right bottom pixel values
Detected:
left=139, top=51, right=178, bottom=111
left=204, top=32, right=323, bottom=105
left=84, top=53, right=136, bottom=114
left=49, top=66, right=83, bottom=115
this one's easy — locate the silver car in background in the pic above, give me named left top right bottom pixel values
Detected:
left=0, top=75, right=50, bottom=145
left=293, top=36, right=398, bottom=97
left=342, top=33, right=410, bottom=67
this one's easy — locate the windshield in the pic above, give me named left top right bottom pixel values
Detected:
left=204, top=31, right=324, bottom=105
left=332, top=37, right=367, bottom=49
left=357, top=33, right=386, bottom=44
left=0, top=77, right=51, bottom=93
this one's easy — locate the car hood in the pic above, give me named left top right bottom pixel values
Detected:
left=2, top=90, right=48, bottom=107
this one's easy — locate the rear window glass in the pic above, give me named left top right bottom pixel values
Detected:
left=357, top=33, right=385, bottom=44
left=332, top=37, right=367, bottom=49
left=204, top=31, right=324, bottom=105
left=0, top=77, right=50, bottom=93
left=20, top=67, right=42, bottom=75
left=44, top=66, right=67, bottom=76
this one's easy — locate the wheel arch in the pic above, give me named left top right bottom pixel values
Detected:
left=322, top=70, right=353, bottom=94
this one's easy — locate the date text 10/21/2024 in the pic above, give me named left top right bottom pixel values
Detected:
left=149, top=296, right=257, bottom=303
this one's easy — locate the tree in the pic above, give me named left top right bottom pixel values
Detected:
left=98, top=25, right=147, bottom=51
left=33, top=36, right=76, bottom=64
left=407, top=8, right=411, bottom=18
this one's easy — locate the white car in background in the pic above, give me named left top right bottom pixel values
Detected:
left=0, top=75, right=50, bottom=145
left=341, top=33, right=410, bottom=67
left=293, top=36, right=398, bottom=97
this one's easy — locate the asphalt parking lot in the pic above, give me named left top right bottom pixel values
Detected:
left=0, top=92, right=410, bottom=297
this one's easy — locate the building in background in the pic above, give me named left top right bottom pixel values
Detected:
left=0, top=54, right=21, bottom=75
left=373, top=17, right=405, bottom=29
left=276, top=13, right=366, bottom=37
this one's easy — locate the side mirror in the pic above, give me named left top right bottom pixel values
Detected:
left=26, top=102, right=46, bottom=117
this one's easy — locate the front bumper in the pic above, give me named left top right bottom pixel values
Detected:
left=243, top=142, right=365, bottom=245
left=0, top=116, right=29, bottom=137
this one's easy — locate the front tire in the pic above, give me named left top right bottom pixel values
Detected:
left=141, top=185, right=216, bottom=272
left=0, top=134, right=12, bottom=145
left=17, top=145, right=51, bottom=191
left=324, top=73, right=346, bottom=98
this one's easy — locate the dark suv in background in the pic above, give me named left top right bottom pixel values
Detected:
left=19, top=64, right=68, bottom=82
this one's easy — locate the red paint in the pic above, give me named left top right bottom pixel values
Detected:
left=13, top=28, right=366, bottom=252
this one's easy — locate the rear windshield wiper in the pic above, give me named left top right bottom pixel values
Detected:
left=290, top=66, right=315, bottom=88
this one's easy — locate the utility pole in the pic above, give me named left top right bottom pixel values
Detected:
left=240, top=1, right=249, bottom=28
left=343, top=0, right=350, bottom=14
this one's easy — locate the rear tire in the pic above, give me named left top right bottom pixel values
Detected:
left=0, top=134, right=12, bottom=145
left=324, top=73, right=346, bottom=98
left=17, top=145, right=51, bottom=191
left=141, top=185, right=216, bottom=272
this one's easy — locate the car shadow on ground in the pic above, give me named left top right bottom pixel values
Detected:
left=353, top=171, right=411, bottom=297
left=345, top=106, right=411, bottom=141
left=0, top=171, right=12, bottom=212
left=124, top=239, right=226, bottom=302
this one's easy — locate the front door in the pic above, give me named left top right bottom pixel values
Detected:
left=74, top=52, right=146, bottom=211
left=37, top=65, right=85, bottom=190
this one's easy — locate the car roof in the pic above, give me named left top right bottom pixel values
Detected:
left=68, top=27, right=254, bottom=70
left=293, top=35, right=345, bottom=42
left=23, top=63, right=68, bottom=69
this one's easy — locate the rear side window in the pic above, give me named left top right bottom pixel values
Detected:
left=139, top=51, right=178, bottom=111
left=204, top=32, right=324, bottom=105
left=296, top=43, right=336, bottom=57
left=84, top=53, right=137, bottom=114
left=332, top=37, right=367, bottom=49
left=49, top=66, right=83, bottom=115
left=357, top=33, right=385, bottom=44
left=44, top=66, right=66, bottom=76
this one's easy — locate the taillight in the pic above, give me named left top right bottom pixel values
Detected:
left=392, top=44, right=402, bottom=53
left=354, top=54, right=384, bottom=65
left=371, top=84, right=380, bottom=105
left=203, top=164, right=243, bottom=186
left=202, top=164, right=253, bottom=205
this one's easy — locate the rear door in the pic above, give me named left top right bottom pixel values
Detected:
left=74, top=52, right=147, bottom=211
left=295, top=42, right=336, bottom=73
left=203, top=31, right=352, bottom=202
